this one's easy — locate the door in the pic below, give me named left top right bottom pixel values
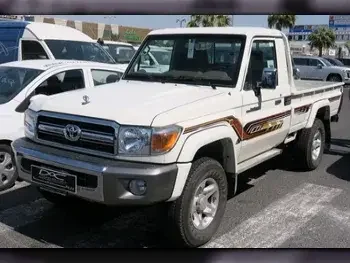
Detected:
left=293, top=57, right=309, bottom=79
left=307, top=58, right=325, bottom=80
left=16, top=69, right=86, bottom=113
left=239, top=38, right=292, bottom=162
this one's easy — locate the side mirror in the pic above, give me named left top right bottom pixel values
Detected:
left=261, top=67, right=277, bottom=89
left=317, top=64, right=323, bottom=69
left=253, top=68, right=277, bottom=97
left=293, top=67, right=301, bottom=79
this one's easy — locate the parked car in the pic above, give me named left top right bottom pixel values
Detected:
left=138, top=45, right=172, bottom=73
left=12, top=27, right=343, bottom=247
left=98, top=40, right=136, bottom=70
left=0, top=59, right=124, bottom=191
left=0, top=21, right=116, bottom=65
left=293, top=55, right=350, bottom=83
left=323, top=57, right=349, bottom=67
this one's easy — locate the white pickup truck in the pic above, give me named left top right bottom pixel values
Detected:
left=12, top=27, right=344, bottom=248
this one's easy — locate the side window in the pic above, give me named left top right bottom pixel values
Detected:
left=91, top=69, right=122, bottom=86
left=293, top=58, right=307, bottom=66
left=245, top=40, right=278, bottom=90
left=21, top=40, right=48, bottom=60
left=308, top=59, right=319, bottom=67
left=34, top=69, right=85, bottom=96
left=0, top=40, right=19, bottom=63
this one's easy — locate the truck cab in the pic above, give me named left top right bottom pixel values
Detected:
left=12, top=27, right=344, bottom=248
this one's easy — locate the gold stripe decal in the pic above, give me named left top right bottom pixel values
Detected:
left=183, top=110, right=291, bottom=141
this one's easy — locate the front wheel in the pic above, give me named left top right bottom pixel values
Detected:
left=0, top=144, right=18, bottom=191
left=167, top=157, right=228, bottom=247
left=328, top=74, right=342, bottom=82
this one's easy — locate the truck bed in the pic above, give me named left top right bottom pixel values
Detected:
left=293, top=80, right=344, bottom=95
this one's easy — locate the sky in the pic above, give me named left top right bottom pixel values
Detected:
left=46, top=15, right=330, bottom=29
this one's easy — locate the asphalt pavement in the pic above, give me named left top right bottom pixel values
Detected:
left=1, top=89, right=350, bottom=248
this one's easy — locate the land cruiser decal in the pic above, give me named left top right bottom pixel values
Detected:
left=183, top=110, right=291, bottom=141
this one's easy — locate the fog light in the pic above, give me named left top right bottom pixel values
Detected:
left=129, top=179, right=147, bottom=196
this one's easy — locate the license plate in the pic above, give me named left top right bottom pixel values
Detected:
left=31, top=165, right=77, bottom=193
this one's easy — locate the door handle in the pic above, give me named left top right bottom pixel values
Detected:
left=275, top=99, right=281, bottom=105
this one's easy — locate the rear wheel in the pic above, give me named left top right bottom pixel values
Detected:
left=167, top=157, right=228, bottom=247
left=0, top=144, right=18, bottom=191
left=295, top=118, right=325, bottom=170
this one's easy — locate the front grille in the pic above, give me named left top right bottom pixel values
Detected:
left=36, top=114, right=117, bottom=155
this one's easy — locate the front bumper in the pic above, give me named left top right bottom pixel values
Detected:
left=12, top=138, right=178, bottom=206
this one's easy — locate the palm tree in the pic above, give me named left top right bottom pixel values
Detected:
left=187, top=15, right=201, bottom=27
left=308, top=27, right=336, bottom=57
left=267, top=15, right=296, bottom=31
left=343, top=41, right=350, bottom=57
left=186, top=15, right=231, bottom=27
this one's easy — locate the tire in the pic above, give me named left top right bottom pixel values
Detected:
left=167, top=157, right=228, bottom=247
left=328, top=74, right=342, bottom=82
left=295, top=118, right=325, bottom=170
left=0, top=144, right=18, bottom=191
left=37, top=188, right=72, bottom=207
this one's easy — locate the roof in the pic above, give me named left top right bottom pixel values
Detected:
left=0, top=20, right=29, bottom=28
left=148, top=27, right=283, bottom=38
left=0, top=21, right=93, bottom=42
left=102, top=40, right=133, bottom=46
left=0, top=59, right=125, bottom=71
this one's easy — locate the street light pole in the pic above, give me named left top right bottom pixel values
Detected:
left=231, top=15, right=234, bottom=26
left=176, top=18, right=186, bottom=28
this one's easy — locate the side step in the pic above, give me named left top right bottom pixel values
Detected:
left=237, top=148, right=283, bottom=174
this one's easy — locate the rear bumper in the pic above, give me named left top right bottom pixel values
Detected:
left=12, top=137, right=178, bottom=206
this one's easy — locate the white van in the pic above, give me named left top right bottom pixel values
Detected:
left=0, top=21, right=116, bottom=65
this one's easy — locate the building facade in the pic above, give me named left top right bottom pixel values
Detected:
left=287, top=15, right=350, bottom=57
left=0, top=15, right=152, bottom=44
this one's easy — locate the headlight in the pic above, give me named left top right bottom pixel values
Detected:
left=117, top=125, right=182, bottom=156
left=24, top=109, right=37, bottom=139
left=118, top=126, right=151, bottom=155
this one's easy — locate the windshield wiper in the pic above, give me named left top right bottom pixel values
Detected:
left=171, top=75, right=217, bottom=90
left=125, top=73, right=156, bottom=81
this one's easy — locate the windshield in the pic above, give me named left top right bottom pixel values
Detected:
left=45, top=40, right=116, bottom=64
left=327, top=57, right=344, bottom=66
left=320, top=58, right=333, bottom=67
left=103, top=44, right=136, bottom=64
left=0, top=67, right=43, bottom=105
left=124, top=34, right=246, bottom=87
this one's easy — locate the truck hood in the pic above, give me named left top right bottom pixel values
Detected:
left=30, top=80, right=226, bottom=126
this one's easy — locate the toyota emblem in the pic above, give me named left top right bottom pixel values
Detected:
left=63, top=124, right=82, bottom=141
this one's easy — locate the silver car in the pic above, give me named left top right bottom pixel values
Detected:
left=293, top=55, right=350, bottom=83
